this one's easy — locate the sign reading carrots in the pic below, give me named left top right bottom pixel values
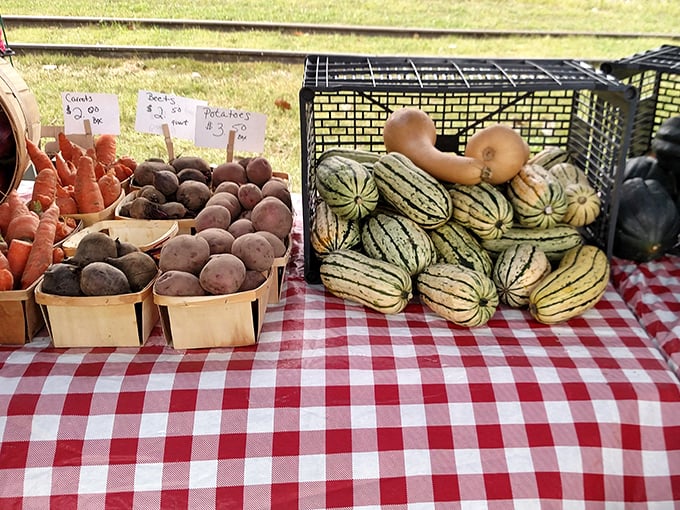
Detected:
left=61, top=92, right=120, bottom=135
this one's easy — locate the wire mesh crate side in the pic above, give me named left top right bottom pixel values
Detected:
left=602, top=45, right=680, bottom=158
left=300, top=57, right=636, bottom=284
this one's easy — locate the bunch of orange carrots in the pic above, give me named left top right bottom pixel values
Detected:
left=0, top=133, right=138, bottom=291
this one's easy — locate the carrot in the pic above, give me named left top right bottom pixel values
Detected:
left=116, top=155, right=137, bottom=173
left=54, top=151, right=75, bottom=187
left=25, top=137, right=56, bottom=173
left=57, top=132, right=77, bottom=163
left=55, top=184, right=78, bottom=215
left=94, top=161, right=106, bottom=180
left=0, top=201, right=10, bottom=235
left=0, top=268, right=13, bottom=291
left=31, top=167, right=58, bottom=211
left=21, top=201, right=60, bottom=289
left=73, top=155, right=105, bottom=213
left=54, top=217, right=76, bottom=243
left=95, top=134, right=117, bottom=166
left=6, top=238, right=32, bottom=285
left=112, top=161, right=134, bottom=182
left=98, top=169, right=122, bottom=207
left=52, top=246, right=65, bottom=264
left=5, top=212, right=39, bottom=243
left=6, top=190, right=30, bottom=222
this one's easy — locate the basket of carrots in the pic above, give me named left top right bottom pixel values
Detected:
left=0, top=190, right=79, bottom=344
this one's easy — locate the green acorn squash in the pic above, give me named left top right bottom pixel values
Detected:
left=624, top=155, right=677, bottom=199
left=652, top=115, right=680, bottom=175
left=613, top=177, right=680, bottom=262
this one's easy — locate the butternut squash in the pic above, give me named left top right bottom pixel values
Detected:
left=464, top=124, right=530, bottom=185
left=382, top=108, right=487, bottom=185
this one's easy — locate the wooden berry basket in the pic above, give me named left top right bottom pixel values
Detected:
left=61, top=219, right=179, bottom=258
left=154, top=270, right=273, bottom=349
left=64, top=189, right=125, bottom=227
left=0, top=277, right=44, bottom=345
left=35, top=276, right=159, bottom=348
left=115, top=190, right=196, bottom=235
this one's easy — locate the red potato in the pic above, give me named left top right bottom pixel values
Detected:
left=228, top=218, right=255, bottom=238
left=199, top=253, right=246, bottom=295
left=261, top=179, right=292, bottom=210
left=237, top=183, right=263, bottom=210
left=212, top=161, right=247, bottom=188
left=213, top=181, right=240, bottom=196
left=154, top=270, right=206, bottom=296
left=250, top=196, right=294, bottom=239
left=230, top=232, right=275, bottom=272
left=206, top=192, right=242, bottom=219
left=196, top=228, right=235, bottom=255
left=159, top=234, right=211, bottom=275
left=256, top=230, right=288, bottom=258
left=245, top=157, right=273, bottom=186
left=194, top=205, right=232, bottom=232
left=239, top=270, right=268, bottom=292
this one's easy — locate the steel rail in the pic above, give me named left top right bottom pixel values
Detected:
left=3, top=15, right=679, bottom=40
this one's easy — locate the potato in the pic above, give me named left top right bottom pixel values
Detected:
left=246, top=157, right=273, bottom=186
left=230, top=232, right=274, bottom=272
left=212, top=161, right=247, bottom=188
left=256, top=230, right=288, bottom=257
left=261, top=179, right=292, bottom=210
left=154, top=270, right=206, bottom=296
left=239, top=270, right=268, bottom=292
left=206, top=191, right=242, bottom=219
left=80, top=262, right=131, bottom=296
left=213, top=181, right=240, bottom=196
left=176, top=180, right=212, bottom=212
left=196, top=228, right=235, bottom=254
left=237, top=182, right=263, bottom=210
left=228, top=218, right=255, bottom=238
left=250, top=196, right=294, bottom=239
left=194, top=205, right=232, bottom=232
left=199, top=254, right=246, bottom=295
left=159, top=234, right=211, bottom=274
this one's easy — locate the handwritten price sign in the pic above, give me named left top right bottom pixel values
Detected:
left=135, top=90, right=207, bottom=140
left=194, top=106, right=266, bottom=153
left=61, top=92, right=120, bottom=135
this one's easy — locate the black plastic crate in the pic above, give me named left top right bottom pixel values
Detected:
left=601, top=44, right=680, bottom=158
left=299, top=55, right=637, bottom=283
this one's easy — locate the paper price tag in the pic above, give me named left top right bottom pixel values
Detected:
left=135, top=90, right=207, bottom=140
left=61, top=92, right=120, bottom=135
left=194, top=106, right=266, bottom=153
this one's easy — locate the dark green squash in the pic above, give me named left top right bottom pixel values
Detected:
left=624, top=155, right=677, bottom=199
left=613, top=177, right=680, bottom=262
left=652, top=115, right=680, bottom=174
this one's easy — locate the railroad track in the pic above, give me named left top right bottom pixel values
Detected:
left=3, top=15, right=678, bottom=64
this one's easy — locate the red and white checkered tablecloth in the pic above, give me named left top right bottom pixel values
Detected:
left=1, top=191, right=679, bottom=509
left=612, top=254, right=680, bottom=378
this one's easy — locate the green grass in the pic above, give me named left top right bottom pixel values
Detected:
left=1, top=2, right=678, bottom=192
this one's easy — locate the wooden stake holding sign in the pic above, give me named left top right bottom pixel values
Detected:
left=162, top=123, right=175, bottom=161
left=226, top=129, right=237, bottom=163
